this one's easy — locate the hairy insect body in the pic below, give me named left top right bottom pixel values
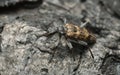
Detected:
left=65, top=23, right=96, bottom=44
left=39, top=22, right=96, bottom=63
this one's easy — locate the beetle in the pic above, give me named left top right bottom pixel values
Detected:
left=63, top=22, right=96, bottom=59
left=37, top=19, right=96, bottom=62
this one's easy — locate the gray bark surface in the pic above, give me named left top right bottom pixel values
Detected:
left=0, top=0, right=120, bottom=75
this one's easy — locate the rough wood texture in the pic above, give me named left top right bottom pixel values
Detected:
left=0, top=0, right=120, bottom=75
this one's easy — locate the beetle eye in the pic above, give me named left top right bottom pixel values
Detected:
left=72, top=27, right=77, bottom=32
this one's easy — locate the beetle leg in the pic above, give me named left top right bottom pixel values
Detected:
left=69, top=39, right=94, bottom=59
left=77, top=40, right=94, bottom=59
left=66, top=38, right=77, bottom=61
left=66, top=39, right=73, bottom=49
left=48, top=47, right=57, bottom=63
left=78, top=40, right=88, bottom=46
left=88, top=47, right=94, bottom=59
left=48, top=33, right=60, bottom=63
left=61, top=35, right=67, bottom=47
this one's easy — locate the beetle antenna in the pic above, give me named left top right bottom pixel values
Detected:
left=88, top=47, right=94, bottom=59
left=80, top=18, right=90, bottom=27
